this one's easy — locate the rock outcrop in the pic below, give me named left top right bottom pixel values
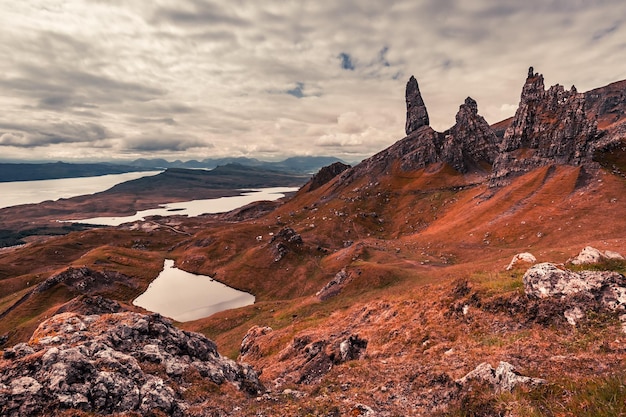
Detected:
left=270, top=227, right=303, bottom=262
left=568, top=246, right=624, bottom=265
left=339, top=87, right=497, bottom=186
left=0, top=312, right=263, bottom=416
left=523, top=262, right=626, bottom=329
left=490, top=67, right=602, bottom=186
left=405, top=75, right=430, bottom=135
left=440, top=97, right=499, bottom=172
left=316, top=268, right=351, bottom=300
left=584, top=79, right=626, bottom=138
left=274, top=333, right=367, bottom=385
left=307, top=161, right=351, bottom=192
left=456, top=361, right=546, bottom=392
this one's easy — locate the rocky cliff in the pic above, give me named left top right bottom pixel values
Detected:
left=489, top=67, right=603, bottom=186
left=338, top=67, right=625, bottom=191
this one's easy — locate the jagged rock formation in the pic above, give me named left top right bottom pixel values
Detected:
left=405, top=75, right=430, bottom=135
left=337, top=68, right=626, bottom=190
left=0, top=312, right=262, bottom=416
left=307, top=161, right=350, bottom=192
left=441, top=97, right=499, bottom=172
left=490, top=67, right=602, bottom=186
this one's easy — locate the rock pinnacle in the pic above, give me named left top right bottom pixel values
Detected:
left=405, top=75, right=430, bottom=135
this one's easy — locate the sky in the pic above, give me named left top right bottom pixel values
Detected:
left=1, top=1, right=625, bottom=163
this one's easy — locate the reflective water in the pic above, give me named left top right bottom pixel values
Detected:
left=67, top=186, right=299, bottom=226
left=0, top=171, right=161, bottom=209
left=133, top=259, right=254, bottom=322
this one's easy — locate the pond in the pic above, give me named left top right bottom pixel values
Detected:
left=133, top=259, right=255, bottom=322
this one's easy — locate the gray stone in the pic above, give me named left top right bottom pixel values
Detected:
left=456, top=361, right=546, bottom=392
left=0, top=310, right=264, bottom=416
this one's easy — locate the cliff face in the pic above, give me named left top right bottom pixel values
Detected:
left=489, top=67, right=602, bottom=187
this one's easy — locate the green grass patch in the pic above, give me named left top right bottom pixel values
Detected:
left=569, top=258, right=626, bottom=275
left=470, top=270, right=525, bottom=296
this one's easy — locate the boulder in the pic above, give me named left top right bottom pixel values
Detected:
left=456, top=361, right=546, bottom=392
left=506, top=252, right=537, bottom=270
left=569, top=246, right=624, bottom=265
left=523, top=262, right=624, bottom=299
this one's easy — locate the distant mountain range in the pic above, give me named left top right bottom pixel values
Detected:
left=126, top=156, right=346, bottom=173
left=0, top=156, right=346, bottom=182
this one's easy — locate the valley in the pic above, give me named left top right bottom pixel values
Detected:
left=1, top=68, right=626, bottom=416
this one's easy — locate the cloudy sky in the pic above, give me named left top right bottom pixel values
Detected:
left=1, top=1, right=625, bottom=163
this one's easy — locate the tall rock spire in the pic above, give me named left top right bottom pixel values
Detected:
left=405, top=76, right=430, bottom=135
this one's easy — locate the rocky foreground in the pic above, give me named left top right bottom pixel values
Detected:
left=0, top=312, right=262, bottom=416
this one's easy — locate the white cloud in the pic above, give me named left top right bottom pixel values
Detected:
left=0, top=0, right=625, bottom=162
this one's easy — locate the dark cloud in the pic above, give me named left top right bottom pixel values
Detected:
left=38, top=95, right=98, bottom=110
left=127, top=117, right=177, bottom=125
left=378, top=47, right=390, bottom=67
left=126, top=134, right=211, bottom=152
left=1, top=66, right=165, bottom=107
left=0, top=121, right=112, bottom=148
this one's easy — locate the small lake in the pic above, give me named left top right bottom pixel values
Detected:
left=133, top=259, right=254, bottom=322
left=67, top=186, right=299, bottom=226
left=0, top=171, right=161, bottom=209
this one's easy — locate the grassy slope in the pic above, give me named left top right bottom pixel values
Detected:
left=0, top=159, right=624, bottom=414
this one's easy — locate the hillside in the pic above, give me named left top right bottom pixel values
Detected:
left=0, top=68, right=626, bottom=416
